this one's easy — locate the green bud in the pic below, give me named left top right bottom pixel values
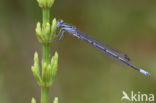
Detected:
left=44, top=23, right=51, bottom=40
left=31, top=97, right=36, bottom=103
left=42, top=62, right=48, bottom=83
left=46, top=64, right=52, bottom=86
left=36, top=22, right=42, bottom=36
left=51, top=52, right=58, bottom=81
left=46, top=23, right=50, bottom=34
left=31, top=52, right=42, bottom=84
left=51, top=18, right=57, bottom=40
left=34, top=52, right=40, bottom=75
left=31, top=66, right=41, bottom=83
left=37, top=0, right=55, bottom=8
left=36, top=22, right=43, bottom=42
left=53, top=97, right=58, bottom=103
left=35, top=19, right=57, bottom=43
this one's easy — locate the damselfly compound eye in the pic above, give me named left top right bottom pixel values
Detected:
left=57, top=20, right=64, bottom=28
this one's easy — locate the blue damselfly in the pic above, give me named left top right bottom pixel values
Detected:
left=56, top=20, right=150, bottom=76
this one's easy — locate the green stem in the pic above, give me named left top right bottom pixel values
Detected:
left=41, top=43, right=50, bottom=103
left=41, top=7, right=50, bottom=103
left=43, top=8, right=50, bottom=26
left=42, top=43, right=50, bottom=63
left=41, top=88, right=50, bottom=103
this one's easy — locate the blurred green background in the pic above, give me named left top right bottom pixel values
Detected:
left=0, top=0, right=156, bottom=103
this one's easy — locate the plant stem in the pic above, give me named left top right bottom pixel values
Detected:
left=32, top=0, right=57, bottom=103
left=41, top=87, right=50, bottom=103
left=43, top=8, right=50, bottom=26
left=42, top=43, right=50, bottom=63
left=41, top=7, right=50, bottom=103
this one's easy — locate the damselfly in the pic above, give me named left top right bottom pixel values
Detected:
left=56, top=20, right=150, bottom=76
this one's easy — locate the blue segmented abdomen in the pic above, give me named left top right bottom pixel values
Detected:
left=77, top=33, right=150, bottom=76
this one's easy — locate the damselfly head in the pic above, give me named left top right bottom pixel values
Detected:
left=57, top=19, right=64, bottom=28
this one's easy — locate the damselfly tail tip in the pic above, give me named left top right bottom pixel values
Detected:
left=139, top=69, right=150, bottom=76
